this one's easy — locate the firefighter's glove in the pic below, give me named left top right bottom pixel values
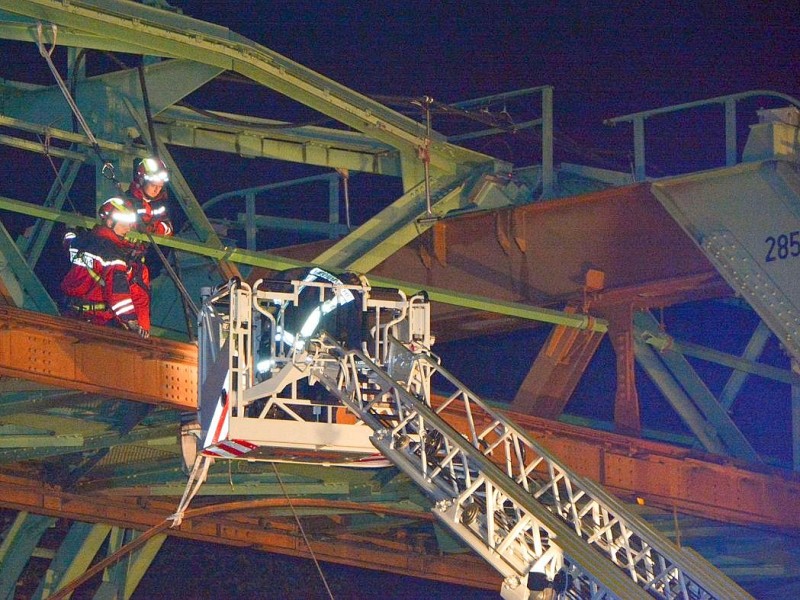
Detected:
left=127, top=320, right=150, bottom=339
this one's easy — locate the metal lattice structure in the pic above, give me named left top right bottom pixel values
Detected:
left=188, top=276, right=753, bottom=599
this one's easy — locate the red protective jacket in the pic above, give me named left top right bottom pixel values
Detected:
left=61, top=226, right=149, bottom=330
left=129, top=180, right=173, bottom=236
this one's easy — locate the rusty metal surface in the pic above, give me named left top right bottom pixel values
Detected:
left=0, top=305, right=197, bottom=409
left=0, top=338, right=796, bottom=532
left=262, top=183, right=731, bottom=341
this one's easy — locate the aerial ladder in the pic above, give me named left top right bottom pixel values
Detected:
left=177, top=273, right=753, bottom=600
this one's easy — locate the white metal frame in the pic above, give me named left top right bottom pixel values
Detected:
left=191, top=277, right=751, bottom=600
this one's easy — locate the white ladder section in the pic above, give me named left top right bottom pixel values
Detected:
left=182, top=276, right=753, bottom=600
left=310, top=336, right=752, bottom=600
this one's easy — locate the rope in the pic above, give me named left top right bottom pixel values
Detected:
left=35, top=23, right=117, bottom=183
left=145, top=230, right=200, bottom=316
left=137, top=62, right=160, bottom=153
left=272, top=462, right=335, bottom=600
left=167, top=453, right=213, bottom=527
left=336, top=168, right=351, bottom=230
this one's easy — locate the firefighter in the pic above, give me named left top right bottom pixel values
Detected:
left=127, top=156, right=174, bottom=330
left=61, top=197, right=150, bottom=338
left=128, top=156, right=173, bottom=236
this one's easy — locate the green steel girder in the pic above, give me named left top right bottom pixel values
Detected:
left=312, top=170, right=472, bottom=272
left=0, top=113, right=144, bottom=158
left=236, top=213, right=349, bottom=237
left=32, top=520, right=111, bottom=600
left=1, top=58, right=223, bottom=135
left=0, top=14, right=175, bottom=56
left=92, top=527, right=166, bottom=600
left=18, top=157, right=82, bottom=268
left=0, top=423, right=176, bottom=464
left=650, top=160, right=800, bottom=363
left=308, top=514, right=423, bottom=537
left=71, top=461, right=184, bottom=492
left=146, top=480, right=351, bottom=497
left=0, top=195, right=609, bottom=332
left=0, top=424, right=82, bottom=448
left=374, top=275, right=609, bottom=333
left=0, top=0, right=495, bottom=176
left=634, top=310, right=761, bottom=462
left=0, top=219, right=58, bottom=314
left=638, top=320, right=798, bottom=387
left=0, top=0, right=512, bottom=314
left=0, top=132, right=86, bottom=161
left=0, top=511, right=56, bottom=600
left=156, top=106, right=403, bottom=176
left=633, top=336, right=729, bottom=455
left=0, top=390, right=85, bottom=417
left=77, top=457, right=396, bottom=495
left=718, top=321, right=773, bottom=410
left=126, top=111, right=238, bottom=277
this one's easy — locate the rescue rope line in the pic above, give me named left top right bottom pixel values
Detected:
left=145, top=230, right=200, bottom=316
left=168, top=453, right=213, bottom=527
left=272, top=462, right=336, bottom=600
left=137, top=61, right=160, bottom=155
left=336, top=168, right=352, bottom=230
left=35, top=23, right=117, bottom=183
left=136, top=65, right=202, bottom=323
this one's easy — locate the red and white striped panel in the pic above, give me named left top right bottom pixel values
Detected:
left=202, top=439, right=259, bottom=459
left=353, top=454, right=392, bottom=468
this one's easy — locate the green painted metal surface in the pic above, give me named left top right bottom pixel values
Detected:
left=1, top=58, right=222, bottom=134
left=157, top=106, right=403, bottom=176
left=653, top=160, right=800, bottom=362
left=0, top=220, right=59, bottom=314
left=32, top=521, right=111, bottom=600
left=0, top=195, right=607, bottom=331
left=633, top=336, right=729, bottom=455
left=0, top=512, right=56, bottom=600
left=0, top=0, right=494, bottom=175
left=312, top=170, right=472, bottom=272
left=634, top=310, right=760, bottom=462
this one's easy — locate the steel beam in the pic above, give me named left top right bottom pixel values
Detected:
left=719, top=321, right=772, bottom=410
left=312, top=171, right=470, bottom=272
left=0, top=221, right=58, bottom=315
left=0, top=305, right=197, bottom=409
left=0, top=197, right=610, bottom=331
left=92, top=528, right=166, bottom=600
left=0, top=0, right=494, bottom=175
left=1, top=59, right=222, bottom=134
left=0, top=475, right=500, bottom=591
left=634, top=336, right=729, bottom=455
left=156, top=106, right=402, bottom=176
left=32, top=521, right=111, bottom=600
left=0, top=511, right=55, bottom=599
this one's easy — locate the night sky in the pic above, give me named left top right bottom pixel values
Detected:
left=3, top=1, right=800, bottom=598
left=173, top=0, right=799, bottom=168
left=131, top=0, right=800, bottom=217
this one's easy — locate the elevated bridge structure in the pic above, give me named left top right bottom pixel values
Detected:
left=0, top=1, right=798, bottom=598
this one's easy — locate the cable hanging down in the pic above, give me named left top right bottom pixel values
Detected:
left=35, top=22, right=118, bottom=183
